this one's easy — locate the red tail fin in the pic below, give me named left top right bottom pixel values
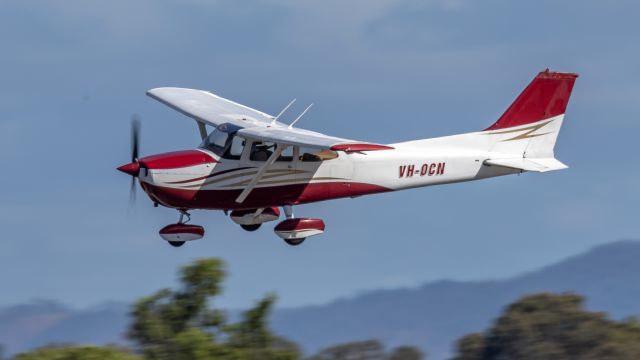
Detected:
left=485, top=70, right=578, bottom=131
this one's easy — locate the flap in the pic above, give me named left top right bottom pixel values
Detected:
left=236, top=126, right=354, bottom=149
left=236, top=126, right=393, bottom=152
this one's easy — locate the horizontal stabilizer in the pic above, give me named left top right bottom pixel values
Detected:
left=483, top=157, right=568, bottom=173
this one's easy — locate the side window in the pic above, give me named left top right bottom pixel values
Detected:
left=299, top=147, right=338, bottom=162
left=277, top=145, right=294, bottom=162
left=223, top=136, right=245, bottom=160
left=250, top=141, right=275, bottom=161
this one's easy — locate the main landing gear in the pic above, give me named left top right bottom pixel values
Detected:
left=158, top=210, right=204, bottom=248
left=240, top=224, right=261, bottom=232
left=229, top=205, right=327, bottom=246
left=273, top=205, right=325, bottom=246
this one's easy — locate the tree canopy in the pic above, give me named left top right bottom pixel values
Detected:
left=452, top=293, right=640, bottom=360
left=126, top=258, right=299, bottom=360
left=12, top=346, right=140, bottom=360
left=306, top=340, right=424, bottom=360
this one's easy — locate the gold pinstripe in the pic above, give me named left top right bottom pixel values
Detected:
left=220, top=177, right=346, bottom=188
left=482, top=120, right=554, bottom=142
left=179, top=169, right=309, bottom=188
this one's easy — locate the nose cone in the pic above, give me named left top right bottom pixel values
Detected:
left=117, top=162, right=140, bottom=176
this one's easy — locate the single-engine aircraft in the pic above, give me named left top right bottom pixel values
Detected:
left=118, top=70, right=577, bottom=247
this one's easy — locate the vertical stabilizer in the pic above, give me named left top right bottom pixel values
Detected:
left=482, top=70, right=578, bottom=160
left=485, top=70, right=578, bottom=131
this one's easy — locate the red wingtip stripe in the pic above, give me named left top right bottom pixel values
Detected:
left=484, top=70, right=578, bottom=131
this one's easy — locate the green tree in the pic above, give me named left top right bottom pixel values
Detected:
left=452, top=293, right=640, bottom=360
left=225, top=295, right=300, bottom=359
left=307, top=339, right=386, bottom=360
left=127, top=258, right=299, bottom=360
left=388, top=346, right=423, bottom=360
left=12, top=346, right=140, bottom=360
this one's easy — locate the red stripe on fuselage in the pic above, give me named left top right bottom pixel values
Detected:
left=138, top=150, right=216, bottom=170
left=140, top=182, right=391, bottom=210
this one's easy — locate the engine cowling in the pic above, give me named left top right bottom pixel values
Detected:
left=230, top=207, right=280, bottom=225
left=274, top=218, right=325, bottom=240
left=159, top=223, right=205, bottom=242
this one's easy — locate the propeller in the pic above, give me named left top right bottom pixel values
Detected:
left=131, top=114, right=140, bottom=163
left=129, top=115, right=141, bottom=205
left=117, top=115, right=142, bottom=206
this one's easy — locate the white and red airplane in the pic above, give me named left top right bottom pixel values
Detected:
left=118, top=70, right=577, bottom=247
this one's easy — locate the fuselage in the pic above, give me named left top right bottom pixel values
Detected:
left=137, top=126, right=523, bottom=211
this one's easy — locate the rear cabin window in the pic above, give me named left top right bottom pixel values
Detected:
left=249, top=142, right=274, bottom=161
left=277, top=145, right=294, bottom=162
left=299, top=147, right=338, bottom=162
left=249, top=142, right=295, bottom=162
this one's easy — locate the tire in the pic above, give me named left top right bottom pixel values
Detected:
left=168, top=241, right=186, bottom=247
left=241, top=224, right=261, bottom=232
left=284, top=238, right=306, bottom=246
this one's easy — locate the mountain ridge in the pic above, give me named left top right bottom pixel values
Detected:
left=2, top=240, right=640, bottom=360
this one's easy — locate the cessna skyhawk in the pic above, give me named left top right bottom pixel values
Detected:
left=118, top=70, right=578, bottom=247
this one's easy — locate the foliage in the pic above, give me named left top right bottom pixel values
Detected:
left=126, top=258, right=299, bottom=360
left=452, top=293, right=640, bottom=360
left=388, top=346, right=423, bottom=360
left=307, top=340, right=386, bottom=360
left=307, top=340, right=423, bottom=360
left=12, top=346, right=140, bottom=360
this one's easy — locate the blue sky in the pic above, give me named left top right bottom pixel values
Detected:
left=1, top=0, right=639, bottom=309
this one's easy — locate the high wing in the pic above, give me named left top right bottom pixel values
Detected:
left=147, top=87, right=275, bottom=128
left=148, top=87, right=393, bottom=152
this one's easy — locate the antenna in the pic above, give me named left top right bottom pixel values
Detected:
left=272, top=99, right=296, bottom=124
left=289, top=104, right=313, bottom=129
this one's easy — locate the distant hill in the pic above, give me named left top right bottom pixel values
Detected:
left=271, top=240, right=640, bottom=359
left=0, top=301, right=129, bottom=355
left=2, top=240, right=640, bottom=359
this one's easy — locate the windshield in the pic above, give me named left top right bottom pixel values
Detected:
left=199, top=123, right=243, bottom=156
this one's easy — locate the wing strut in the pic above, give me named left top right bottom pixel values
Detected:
left=235, top=144, right=288, bottom=204
left=197, top=121, right=208, bottom=140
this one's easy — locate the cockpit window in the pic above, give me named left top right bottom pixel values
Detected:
left=199, top=123, right=243, bottom=157
left=225, top=136, right=245, bottom=160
